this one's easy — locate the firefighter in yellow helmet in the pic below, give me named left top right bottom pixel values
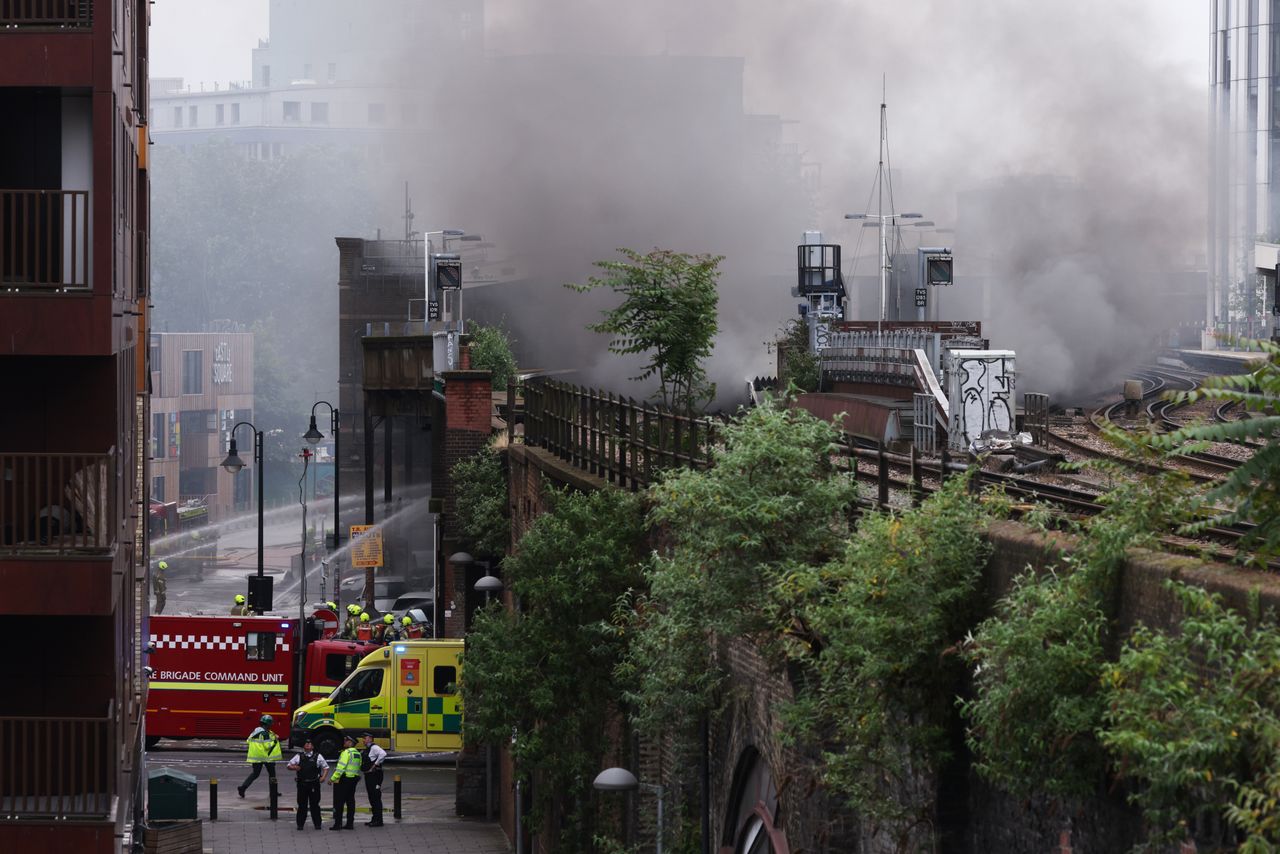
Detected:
left=374, top=613, right=394, bottom=643
left=237, top=714, right=282, bottom=798
left=230, top=593, right=250, bottom=616
left=153, top=561, right=168, bottom=614
left=340, top=604, right=360, bottom=640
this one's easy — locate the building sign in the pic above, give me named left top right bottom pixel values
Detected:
left=428, top=300, right=440, bottom=321
left=914, top=288, right=928, bottom=308
left=349, top=525, right=384, bottom=568
left=212, top=341, right=233, bottom=384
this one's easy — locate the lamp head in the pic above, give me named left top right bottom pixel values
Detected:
left=593, top=767, right=639, bottom=792
left=221, top=439, right=246, bottom=473
left=304, top=415, right=324, bottom=445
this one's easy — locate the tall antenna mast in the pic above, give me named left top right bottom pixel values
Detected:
left=877, top=81, right=889, bottom=333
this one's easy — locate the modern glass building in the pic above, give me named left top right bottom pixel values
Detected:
left=1209, top=0, right=1279, bottom=343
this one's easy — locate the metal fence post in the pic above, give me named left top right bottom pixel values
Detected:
left=210, top=778, right=217, bottom=822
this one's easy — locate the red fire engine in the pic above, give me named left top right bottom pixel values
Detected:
left=145, top=610, right=381, bottom=749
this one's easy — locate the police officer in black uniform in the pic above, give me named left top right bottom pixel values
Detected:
left=360, top=731, right=388, bottom=827
left=286, top=738, right=330, bottom=830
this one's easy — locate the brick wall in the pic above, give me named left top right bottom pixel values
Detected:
left=439, top=367, right=492, bottom=639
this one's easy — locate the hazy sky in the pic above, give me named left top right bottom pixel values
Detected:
left=152, top=2, right=1205, bottom=89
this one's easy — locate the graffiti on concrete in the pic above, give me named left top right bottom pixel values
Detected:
left=946, top=350, right=1016, bottom=449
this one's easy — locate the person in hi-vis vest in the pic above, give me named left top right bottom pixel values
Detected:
left=237, top=714, right=282, bottom=798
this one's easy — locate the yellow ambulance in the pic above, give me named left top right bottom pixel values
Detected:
left=290, top=639, right=463, bottom=758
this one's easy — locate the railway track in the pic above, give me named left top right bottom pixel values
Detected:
left=839, top=443, right=1271, bottom=567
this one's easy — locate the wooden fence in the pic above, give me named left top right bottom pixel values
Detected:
left=522, top=379, right=717, bottom=490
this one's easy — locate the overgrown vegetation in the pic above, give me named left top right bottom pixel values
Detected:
left=1101, top=582, right=1280, bottom=851
left=567, top=248, right=721, bottom=413
left=451, top=445, right=510, bottom=559
left=461, top=487, right=647, bottom=853
left=785, top=476, right=998, bottom=842
left=961, top=451, right=1196, bottom=802
left=620, top=399, right=855, bottom=751
left=774, top=318, right=819, bottom=393
left=467, top=323, right=519, bottom=391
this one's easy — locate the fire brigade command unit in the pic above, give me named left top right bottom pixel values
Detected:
left=146, top=607, right=458, bottom=758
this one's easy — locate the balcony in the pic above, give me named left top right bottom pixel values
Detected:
left=1, top=190, right=90, bottom=291
left=1, top=449, right=117, bottom=556
left=0, top=0, right=93, bottom=28
left=0, top=702, right=116, bottom=820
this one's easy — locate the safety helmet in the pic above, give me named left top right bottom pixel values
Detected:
left=235, top=594, right=246, bottom=605
left=360, top=613, right=370, bottom=623
left=383, top=614, right=394, bottom=624
left=347, top=603, right=359, bottom=614
left=157, top=560, right=168, bottom=570
left=401, top=616, right=412, bottom=626
left=260, top=714, right=274, bottom=726
left=325, top=601, right=337, bottom=611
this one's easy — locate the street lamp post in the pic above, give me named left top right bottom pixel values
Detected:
left=304, top=401, right=341, bottom=549
left=221, top=421, right=265, bottom=605
left=474, top=572, right=504, bottom=822
left=593, top=767, right=664, bottom=854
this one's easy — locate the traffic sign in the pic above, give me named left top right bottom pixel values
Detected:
left=349, top=525, right=384, bottom=568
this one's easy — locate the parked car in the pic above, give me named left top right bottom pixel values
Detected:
left=340, top=573, right=408, bottom=616
left=390, top=591, right=434, bottom=614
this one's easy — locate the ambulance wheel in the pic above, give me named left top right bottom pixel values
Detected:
left=314, top=729, right=342, bottom=761
left=145, top=735, right=161, bottom=749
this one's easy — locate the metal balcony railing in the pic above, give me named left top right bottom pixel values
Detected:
left=0, top=0, right=93, bottom=27
left=0, top=701, right=115, bottom=820
left=0, top=189, right=90, bottom=290
left=0, top=449, right=117, bottom=556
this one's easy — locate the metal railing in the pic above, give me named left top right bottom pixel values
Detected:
left=522, top=379, right=717, bottom=490
left=0, top=449, right=117, bottom=555
left=0, top=190, right=90, bottom=289
left=0, top=0, right=92, bottom=27
left=0, top=701, right=115, bottom=820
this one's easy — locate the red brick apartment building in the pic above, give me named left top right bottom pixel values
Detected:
left=0, top=2, right=150, bottom=850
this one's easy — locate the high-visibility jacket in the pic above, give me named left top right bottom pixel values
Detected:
left=333, top=746, right=362, bottom=779
left=245, top=726, right=282, bottom=763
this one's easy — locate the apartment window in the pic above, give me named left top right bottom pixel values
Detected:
left=311, top=101, right=329, bottom=123
left=152, top=475, right=165, bottom=503
left=188, top=105, right=198, bottom=127
left=216, top=104, right=225, bottom=125
left=283, top=101, right=302, bottom=122
left=152, top=412, right=164, bottom=459
left=262, top=65, right=271, bottom=87
left=173, top=106, right=182, bottom=128
left=327, top=62, right=337, bottom=82
left=181, top=350, right=203, bottom=395
left=149, top=339, right=161, bottom=379
left=231, top=103, right=241, bottom=124
left=368, top=102, right=386, bottom=125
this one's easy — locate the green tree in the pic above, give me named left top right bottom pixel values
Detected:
left=466, top=323, right=519, bottom=391
left=451, top=445, right=509, bottom=559
left=462, top=487, right=647, bottom=852
left=621, top=399, right=856, bottom=748
left=1143, top=338, right=1280, bottom=562
left=567, top=248, right=721, bottom=413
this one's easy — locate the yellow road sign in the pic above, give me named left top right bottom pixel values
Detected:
left=349, top=525, right=384, bottom=568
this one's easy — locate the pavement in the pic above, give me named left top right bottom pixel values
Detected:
left=147, top=748, right=508, bottom=853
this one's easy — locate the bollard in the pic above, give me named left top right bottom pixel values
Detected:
left=269, top=777, right=278, bottom=820
left=393, top=775, right=402, bottom=820
left=210, top=778, right=218, bottom=822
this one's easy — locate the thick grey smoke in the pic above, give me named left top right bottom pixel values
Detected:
left=375, top=0, right=1204, bottom=404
